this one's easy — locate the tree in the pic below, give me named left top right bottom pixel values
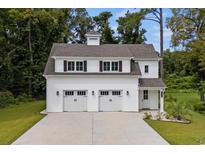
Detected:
left=93, top=11, right=117, bottom=44
left=0, top=9, right=72, bottom=97
left=167, top=8, right=205, bottom=48
left=166, top=95, right=193, bottom=120
left=116, top=11, right=146, bottom=44
left=140, top=8, right=164, bottom=79
left=69, top=9, right=93, bottom=44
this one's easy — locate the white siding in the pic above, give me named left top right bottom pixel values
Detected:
left=139, top=90, right=159, bottom=110
left=54, top=59, right=131, bottom=73
left=55, top=58, right=63, bottom=72
left=87, top=36, right=100, bottom=45
left=46, top=76, right=139, bottom=112
left=137, top=60, right=159, bottom=78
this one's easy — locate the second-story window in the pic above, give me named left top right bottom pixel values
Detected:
left=76, top=61, right=83, bottom=71
left=68, top=61, right=75, bottom=71
left=145, top=65, right=149, bottom=73
left=103, top=62, right=110, bottom=71
left=112, top=62, right=119, bottom=71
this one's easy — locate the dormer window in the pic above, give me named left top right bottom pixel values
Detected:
left=76, top=61, right=83, bottom=71
left=145, top=65, right=149, bottom=73
left=64, top=60, right=87, bottom=72
left=103, top=62, right=110, bottom=71
left=68, top=61, right=75, bottom=71
left=112, top=62, right=119, bottom=71
left=100, top=61, right=122, bottom=72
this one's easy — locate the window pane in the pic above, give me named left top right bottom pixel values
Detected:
left=68, top=61, right=75, bottom=71
left=112, top=62, right=119, bottom=71
left=143, top=90, right=148, bottom=100
left=103, top=62, right=110, bottom=71
left=76, top=61, right=83, bottom=71
left=145, top=65, right=149, bottom=73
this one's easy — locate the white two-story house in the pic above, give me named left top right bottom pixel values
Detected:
left=43, top=31, right=166, bottom=112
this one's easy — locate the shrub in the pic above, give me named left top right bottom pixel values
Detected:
left=165, top=97, right=193, bottom=120
left=15, top=93, right=32, bottom=103
left=0, top=91, right=15, bottom=108
left=144, top=112, right=152, bottom=119
left=194, top=103, right=205, bottom=111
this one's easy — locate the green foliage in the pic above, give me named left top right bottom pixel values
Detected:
left=165, top=74, right=196, bottom=90
left=0, top=91, right=15, bottom=108
left=117, top=11, right=146, bottom=44
left=167, top=8, right=205, bottom=47
left=93, top=11, right=117, bottom=44
left=0, top=9, right=73, bottom=97
left=165, top=95, right=193, bottom=120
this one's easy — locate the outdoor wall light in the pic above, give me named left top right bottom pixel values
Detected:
left=92, top=91, right=95, bottom=95
left=56, top=91, right=59, bottom=96
left=126, top=91, right=129, bottom=95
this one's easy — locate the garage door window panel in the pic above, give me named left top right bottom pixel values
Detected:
left=100, top=91, right=109, bottom=96
left=112, top=91, right=121, bottom=96
left=77, top=91, right=86, bottom=96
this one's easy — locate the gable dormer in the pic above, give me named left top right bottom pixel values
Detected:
left=85, top=31, right=101, bottom=46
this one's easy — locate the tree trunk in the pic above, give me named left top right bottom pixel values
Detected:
left=159, top=8, right=164, bottom=80
left=28, top=17, right=33, bottom=97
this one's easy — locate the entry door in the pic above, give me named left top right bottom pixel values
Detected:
left=142, top=90, right=149, bottom=109
left=64, top=90, right=87, bottom=111
left=99, top=90, right=122, bottom=111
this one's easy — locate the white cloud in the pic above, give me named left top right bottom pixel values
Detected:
left=115, top=8, right=137, bottom=18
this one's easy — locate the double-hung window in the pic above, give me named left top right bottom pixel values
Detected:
left=68, top=61, right=75, bottom=71
left=145, top=65, right=149, bottom=73
left=111, top=62, right=119, bottom=71
left=76, top=61, right=83, bottom=71
left=103, top=61, right=110, bottom=71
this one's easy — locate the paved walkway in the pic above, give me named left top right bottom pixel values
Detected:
left=13, top=112, right=168, bottom=145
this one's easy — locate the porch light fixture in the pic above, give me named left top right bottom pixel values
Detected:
left=56, top=91, right=59, bottom=96
left=126, top=91, right=129, bottom=95
left=92, top=91, right=95, bottom=95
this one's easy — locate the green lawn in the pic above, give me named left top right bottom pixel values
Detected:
left=145, top=91, right=205, bottom=145
left=145, top=112, right=205, bottom=144
left=0, top=101, right=45, bottom=144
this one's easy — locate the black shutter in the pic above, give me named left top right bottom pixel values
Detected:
left=99, top=61, right=103, bottom=72
left=84, top=61, right=87, bottom=72
left=119, top=61, right=122, bottom=72
left=63, top=60, right=67, bottom=72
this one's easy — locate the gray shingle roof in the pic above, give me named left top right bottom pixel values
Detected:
left=44, top=43, right=159, bottom=76
left=51, top=43, right=159, bottom=58
left=139, top=78, right=166, bottom=88
left=85, top=31, right=101, bottom=35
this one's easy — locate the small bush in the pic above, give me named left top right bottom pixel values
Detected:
left=15, top=93, right=31, bottom=103
left=0, top=91, right=15, bottom=108
left=144, top=112, right=152, bottom=119
left=194, top=103, right=205, bottom=111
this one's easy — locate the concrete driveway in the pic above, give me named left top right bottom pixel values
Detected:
left=13, top=112, right=168, bottom=145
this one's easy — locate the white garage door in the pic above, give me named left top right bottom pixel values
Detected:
left=99, top=90, right=122, bottom=111
left=63, top=90, right=87, bottom=112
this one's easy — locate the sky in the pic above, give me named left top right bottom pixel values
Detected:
left=86, top=8, right=173, bottom=52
